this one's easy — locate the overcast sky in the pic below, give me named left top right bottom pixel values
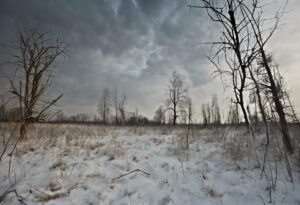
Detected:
left=0, top=0, right=300, bottom=121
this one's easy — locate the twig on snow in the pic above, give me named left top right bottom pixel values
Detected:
left=112, top=169, right=150, bottom=182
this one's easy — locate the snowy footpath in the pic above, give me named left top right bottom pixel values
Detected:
left=0, top=126, right=300, bottom=204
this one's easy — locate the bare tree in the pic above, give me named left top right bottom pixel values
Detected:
left=8, top=25, right=66, bottom=139
left=154, top=105, right=165, bottom=125
left=190, top=0, right=294, bottom=154
left=113, top=86, right=118, bottom=125
left=248, top=89, right=259, bottom=125
left=98, top=88, right=110, bottom=124
left=206, top=102, right=211, bottom=125
left=211, top=94, right=221, bottom=125
left=189, top=0, right=262, bottom=127
left=185, top=97, right=193, bottom=150
left=227, top=100, right=240, bottom=125
left=54, top=110, right=66, bottom=123
left=201, top=103, right=208, bottom=125
left=118, top=93, right=127, bottom=124
left=180, top=109, right=187, bottom=124
left=201, top=95, right=220, bottom=125
left=242, top=3, right=294, bottom=153
left=186, top=97, right=193, bottom=125
left=166, top=71, right=188, bottom=125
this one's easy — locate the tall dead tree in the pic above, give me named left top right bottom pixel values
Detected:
left=186, top=97, right=193, bottom=125
left=239, top=0, right=294, bottom=153
left=8, top=25, right=66, bottom=139
left=201, top=103, right=208, bottom=125
left=98, top=88, right=110, bottom=124
left=248, top=63, right=270, bottom=143
left=190, top=0, right=294, bottom=154
left=211, top=94, right=221, bottom=125
left=114, top=86, right=118, bottom=125
left=227, top=100, right=240, bottom=124
left=189, top=0, right=260, bottom=127
left=206, top=103, right=211, bottom=124
left=154, top=105, right=165, bottom=124
left=118, top=94, right=127, bottom=124
left=166, top=71, right=188, bottom=125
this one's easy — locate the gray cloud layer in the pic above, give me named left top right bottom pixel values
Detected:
left=0, top=0, right=299, bottom=119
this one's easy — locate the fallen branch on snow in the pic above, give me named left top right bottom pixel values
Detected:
left=112, top=169, right=150, bottom=182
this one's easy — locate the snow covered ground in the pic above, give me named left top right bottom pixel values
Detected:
left=0, top=124, right=300, bottom=204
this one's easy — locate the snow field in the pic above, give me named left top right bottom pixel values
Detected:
left=0, top=125, right=299, bottom=204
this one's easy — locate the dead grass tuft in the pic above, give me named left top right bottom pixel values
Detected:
left=206, top=186, right=223, bottom=198
left=48, top=181, right=62, bottom=192
left=49, top=160, right=67, bottom=171
left=36, top=192, right=67, bottom=202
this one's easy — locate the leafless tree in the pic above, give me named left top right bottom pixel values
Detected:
left=206, top=103, right=211, bottom=124
left=54, top=110, right=66, bottom=122
left=166, top=71, right=188, bottom=125
left=248, top=89, right=259, bottom=125
left=201, top=103, right=208, bottom=125
left=188, top=0, right=260, bottom=127
left=201, top=95, right=220, bottom=125
left=113, top=86, right=118, bottom=125
left=180, top=110, right=187, bottom=124
left=201, top=102, right=211, bottom=125
left=98, top=88, right=110, bottom=124
left=190, top=0, right=295, bottom=154
left=118, top=94, right=127, bottom=124
left=243, top=5, right=294, bottom=153
left=186, top=97, right=193, bottom=125
left=0, top=25, right=66, bottom=203
left=8, top=25, right=67, bottom=139
left=211, top=94, right=221, bottom=125
left=154, top=105, right=165, bottom=125
left=227, top=100, right=240, bottom=125
left=248, top=63, right=269, bottom=140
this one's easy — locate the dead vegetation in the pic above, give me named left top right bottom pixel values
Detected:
left=1, top=123, right=300, bottom=204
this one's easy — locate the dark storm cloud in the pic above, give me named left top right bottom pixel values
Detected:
left=0, top=0, right=152, bottom=56
left=1, top=0, right=299, bottom=118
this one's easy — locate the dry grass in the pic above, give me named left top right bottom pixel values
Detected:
left=205, top=186, right=223, bottom=198
left=36, top=192, right=67, bottom=202
left=48, top=181, right=62, bottom=192
left=86, top=172, right=104, bottom=178
left=126, top=126, right=148, bottom=136
left=100, top=136, right=127, bottom=161
left=49, top=160, right=67, bottom=171
left=2, top=122, right=299, bottom=171
left=223, top=136, right=246, bottom=161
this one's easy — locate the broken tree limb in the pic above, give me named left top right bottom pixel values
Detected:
left=112, top=169, right=150, bottom=182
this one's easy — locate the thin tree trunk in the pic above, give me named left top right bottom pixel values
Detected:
left=239, top=93, right=249, bottom=127
left=260, top=50, right=294, bottom=154
left=173, top=111, right=176, bottom=125
left=228, top=9, right=250, bottom=127
left=249, top=69, right=269, bottom=145
left=20, top=123, right=27, bottom=140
